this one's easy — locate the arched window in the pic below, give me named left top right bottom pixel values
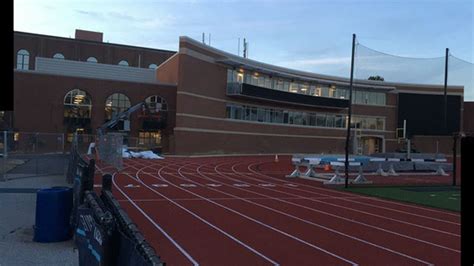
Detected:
left=17, top=49, right=30, bottom=70
left=63, top=89, right=92, bottom=119
left=148, top=63, right=158, bottom=69
left=145, top=95, right=168, bottom=114
left=87, top=57, right=98, bottom=63
left=118, top=60, right=129, bottom=66
left=53, top=53, right=65, bottom=60
left=105, top=93, right=131, bottom=120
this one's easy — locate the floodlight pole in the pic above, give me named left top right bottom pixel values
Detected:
left=443, top=48, right=449, bottom=133
left=345, top=33, right=356, bottom=189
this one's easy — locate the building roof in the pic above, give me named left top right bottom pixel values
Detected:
left=14, top=31, right=177, bottom=55
left=180, top=36, right=464, bottom=92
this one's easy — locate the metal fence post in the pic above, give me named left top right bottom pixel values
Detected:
left=3, top=131, right=7, bottom=158
left=62, top=133, right=65, bottom=154
left=1, top=131, right=6, bottom=181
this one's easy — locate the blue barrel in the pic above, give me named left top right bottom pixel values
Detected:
left=34, top=187, right=73, bottom=242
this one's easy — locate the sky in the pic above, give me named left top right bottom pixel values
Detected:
left=13, top=0, right=474, bottom=98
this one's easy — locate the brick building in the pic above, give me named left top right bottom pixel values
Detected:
left=10, top=30, right=470, bottom=155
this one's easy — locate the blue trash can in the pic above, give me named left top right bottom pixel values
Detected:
left=34, top=186, right=73, bottom=242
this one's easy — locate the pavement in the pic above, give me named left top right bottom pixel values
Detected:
left=0, top=175, right=78, bottom=266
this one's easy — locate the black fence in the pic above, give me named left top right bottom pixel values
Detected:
left=68, top=140, right=165, bottom=266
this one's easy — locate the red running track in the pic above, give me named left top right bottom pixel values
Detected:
left=96, top=155, right=460, bottom=266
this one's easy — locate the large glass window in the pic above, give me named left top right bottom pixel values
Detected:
left=16, top=49, right=30, bottom=70
left=138, top=131, right=161, bottom=146
left=145, top=95, right=168, bottom=114
left=87, top=57, right=98, bottom=63
left=118, top=60, right=129, bottom=66
left=351, top=116, right=385, bottom=130
left=63, top=89, right=92, bottom=118
left=105, top=93, right=131, bottom=120
left=53, top=53, right=65, bottom=60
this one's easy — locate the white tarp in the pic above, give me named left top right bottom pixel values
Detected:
left=122, top=147, right=164, bottom=159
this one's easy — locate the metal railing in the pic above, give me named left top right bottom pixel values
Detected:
left=1, top=131, right=68, bottom=181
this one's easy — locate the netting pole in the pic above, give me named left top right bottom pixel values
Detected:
left=443, top=48, right=449, bottom=133
left=345, top=33, right=356, bottom=189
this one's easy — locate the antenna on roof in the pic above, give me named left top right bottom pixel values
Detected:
left=202, top=32, right=205, bottom=44
left=208, top=33, right=211, bottom=46
left=243, top=38, right=248, bottom=58
left=238, top=38, right=240, bottom=56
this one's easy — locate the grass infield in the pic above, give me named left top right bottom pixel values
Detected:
left=339, top=186, right=460, bottom=212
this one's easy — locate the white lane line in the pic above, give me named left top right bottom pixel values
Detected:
left=112, top=173, right=199, bottom=266
left=216, top=161, right=460, bottom=253
left=133, top=168, right=280, bottom=266
left=201, top=162, right=436, bottom=264
left=167, top=164, right=358, bottom=265
left=246, top=162, right=461, bottom=227
left=234, top=183, right=251, bottom=187
left=152, top=184, right=169, bottom=188
left=207, top=184, right=222, bottom=187
left=180, top=184, right=197, bottom=188
left=248, top=162, right=460, bottom=219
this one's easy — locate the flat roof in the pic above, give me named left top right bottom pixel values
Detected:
left=15, top=31, right=177, bottom=55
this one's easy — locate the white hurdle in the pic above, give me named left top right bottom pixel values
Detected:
left=324, top=162, right=345, bottom=184
left=286, top=157, right=303, bottom=178
left=387, top=163, right=399, bottom=176
left=324, top=161, right=365, bottom=184
left=303, top=158, right=321, bottom=177
left=435, top=165, right=449, bottom=176
left=352, top=166, right=372, bottom=184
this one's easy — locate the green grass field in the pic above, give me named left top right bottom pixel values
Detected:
left=340, top=186, right=460, bottom=212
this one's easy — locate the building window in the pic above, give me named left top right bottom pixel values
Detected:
left=63, top=89, right=92, bottom=118
left=53, top=53, right=65, bottom=60
left=105, top=93, right=131, bottom=120
left=225, top=103, right=347, bottom=129
left=148, top=63, right=158, bottom=69
left=290, top=83, right=299, bottom=93
left=138, top=131, right=161, bottom=146
left=329, top=86, right=337, bottom=97
left=118, top=60, right=129, bottom=66
left=145, top=95, right=168, bottom=114
left=16, top=49, right=30, bottom=70
left=87, top=57, right=98, bottom=63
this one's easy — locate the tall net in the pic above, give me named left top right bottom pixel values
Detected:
left=355, top=43, right=473, bottom=98
left=352, top=38, right=472, bottom=187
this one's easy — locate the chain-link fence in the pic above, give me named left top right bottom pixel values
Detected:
left=97, top=133, right=123, bottom=171
left=1, top=131, right=68, bottom=181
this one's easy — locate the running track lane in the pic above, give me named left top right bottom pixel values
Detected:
left=106, top=156, right=460, bottom=265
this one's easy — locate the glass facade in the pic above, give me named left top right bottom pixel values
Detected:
left=226, top=69, right=386, bottom=106
left=226, top=103, right=385, bottom=131
left=226, top=103, right=347, bottom=129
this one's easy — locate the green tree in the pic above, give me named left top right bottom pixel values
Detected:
left=368, top=75, right=384, bottom=81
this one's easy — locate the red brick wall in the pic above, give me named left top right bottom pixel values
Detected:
left=14, top=32, right=175, bottom=69
left=13, top=71, right=177, bottom=152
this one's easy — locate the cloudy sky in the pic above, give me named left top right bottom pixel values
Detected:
left=14, top=0, right=473, bottom=97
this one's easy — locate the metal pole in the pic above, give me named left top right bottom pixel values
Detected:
left=3, top=131, right=7, bottom=158
left=62, top=133, right=65, bottom=154
left=345, top=33, right=356, bottom=188
left=443, top=48, right=449, bottom=133
left=452, top=134, right=457, bottom=186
